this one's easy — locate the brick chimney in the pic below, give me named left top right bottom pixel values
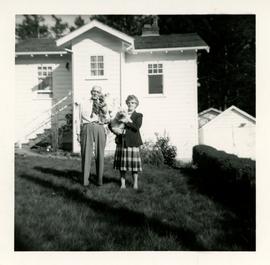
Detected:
left=141, top=16, right=159, bottom=37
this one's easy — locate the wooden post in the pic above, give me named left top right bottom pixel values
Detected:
left=52, top=107, right=59, bottom=152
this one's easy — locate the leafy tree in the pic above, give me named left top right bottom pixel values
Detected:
left=158, top=15, right=255, bottom=116
left=69, top=15, right=86, bottom=32
left=90, top=15, right=155, bottom=36
left=16, top=15, right=49, bottom=40
left=50, top=15, right=69, bottom=38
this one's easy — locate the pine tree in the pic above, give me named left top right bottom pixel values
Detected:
left=16, top=15, right=49, bottom=40
left=50, top=15, right=69, bottom=38
left=90, top=15, right=155, bottom=36
left=69, top=15, right=86, bottom=32
left=158, top=15, right=255, bottom=116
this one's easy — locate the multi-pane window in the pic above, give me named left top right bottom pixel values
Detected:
left=38, top=65, right=53, bottom=91
left=148, top=63, right=163, bottom=94
left=90, top=56, right=104, bottom=76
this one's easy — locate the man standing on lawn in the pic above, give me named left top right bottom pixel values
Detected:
left=75, top=86, right=109, bottom=186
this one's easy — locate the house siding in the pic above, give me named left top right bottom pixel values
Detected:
left=124, top=51, right=198, bottom=161
left=15, top=56, right=72, bottom=143
left=71, top=28, right=124, bottom=152
left=16, top=28, right=204, bottom=162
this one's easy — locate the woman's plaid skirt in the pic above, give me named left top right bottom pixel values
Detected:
left=113, top=145, right=142, bottom=172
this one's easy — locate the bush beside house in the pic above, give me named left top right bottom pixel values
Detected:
left=141, top=134, right=177, bottom=167
left=140, top=141, right=164, bottom=167
left=192, top=144, right=255, bottom=208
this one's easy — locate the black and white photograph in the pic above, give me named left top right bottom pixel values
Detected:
left=14, top=14, right=256, bottom=251
left=1, top=0, right=270, bottom=264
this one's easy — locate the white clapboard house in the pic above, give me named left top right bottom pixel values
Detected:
left=199, top=105, right=256, bottom=160
left=15, top=19, right=209, bottom=161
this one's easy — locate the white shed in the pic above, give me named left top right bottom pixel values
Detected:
left=15, top=19, right=209, bottom=161
left=198, top=107, right=221, bottom=128
left=199, top=105, right=256, bottom=160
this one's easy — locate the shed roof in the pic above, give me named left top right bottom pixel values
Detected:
left=199, top=107, right=222, bottom=117
left=200, top=105, right=256, bottom=129
left=198, top=108, right=222, bottom=128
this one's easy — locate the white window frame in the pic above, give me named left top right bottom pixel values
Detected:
left=90, top=55, right=105, bottom=77
left=37, top=64, right=53, bottom=94
left=147, top=62, right=164, bottom=96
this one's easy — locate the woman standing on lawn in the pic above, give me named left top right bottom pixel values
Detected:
left=110, top=95, right=143, bottom=189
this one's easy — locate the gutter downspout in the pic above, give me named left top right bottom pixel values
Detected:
left=64, top=48, right=77, bottom=153
left=120, top=52, right=122, bottom=107
left=120, top=42, right=133, bottom=106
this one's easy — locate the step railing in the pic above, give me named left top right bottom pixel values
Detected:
left=17, top=92, right=73, bottom=148
left=24, top=91, right=72, bottom=129
left=24, top=103, right=72, bottom=140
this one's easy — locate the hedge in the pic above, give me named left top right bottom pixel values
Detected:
left=192, top=145, right=255, bottom=196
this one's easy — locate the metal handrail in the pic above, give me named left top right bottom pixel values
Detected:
left=23, top=91, right=72, bottom=128
left=24, top=103, right=72, bottom=138
left=18, top=99, right=72, bottom=145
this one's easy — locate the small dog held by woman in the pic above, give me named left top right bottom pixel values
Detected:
left=109, top=110, right=132, bottom=135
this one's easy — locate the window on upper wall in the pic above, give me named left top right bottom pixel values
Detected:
left=37, top=65, right=53, bottom=92
left=148, top=63, right=163, bottom=94
left=90, top=55, right=104, bottom=76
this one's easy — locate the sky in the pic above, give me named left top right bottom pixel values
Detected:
left=15, top=15, right=92, bottom=27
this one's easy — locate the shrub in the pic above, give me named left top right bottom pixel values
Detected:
left=140, top=140, right=164, bottom=167
left=192, top=144, right=255, bottom=199
left=155, top=133, right=177, bottom=166
left=58, top=113, right=73, bottom=151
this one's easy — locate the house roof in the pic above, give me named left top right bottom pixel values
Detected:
left=200, top=105, right=256, bottom=129
left=16, top=19, right=209, bottom=54
left=15, top=38, right=66, bottom=53
left=56, top=19, right=134, bottom=47
left=134, top=33, right=208, bottom=51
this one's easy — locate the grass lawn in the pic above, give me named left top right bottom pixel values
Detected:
left=15, top=152, right=255, bottom=251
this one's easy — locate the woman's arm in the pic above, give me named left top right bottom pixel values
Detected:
left=125, top=113, right=143, bottom=132
left=108, top=121, right=124, bottom=135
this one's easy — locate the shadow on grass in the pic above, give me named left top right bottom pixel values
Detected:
left=181, top=167, right=255, bottom=215
left=33, top=166, right=120, bottom=186
left=217, top=211, right=255, bottom=251
left=180, top=167, right=255, bottom=250
left=16, top=172, right=207, bottom=251
left=15, top=225, right=32, bottom=251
